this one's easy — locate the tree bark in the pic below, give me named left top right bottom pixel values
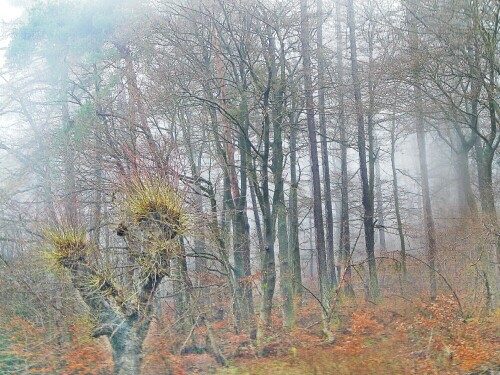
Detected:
left=289, top=112, right=302, bottom=301
left=347, top=0, right=379, bottom=298
left=301, top=0, right=331, bottom=311
left=390, top=116, right=407, bottom=280
left=274, top=36, right=295, bottom=328
left=61, top=102, right=78, bottom=228
left=250, top=176, right=265, bottom=252
left=456, top=145, right=477, bottom=218
left=416, top=93, right=438, bottom=300
left=255, top=53, right=276, bottom=341
left=317, top=0, right=337, bottom=289
left=367, top=10, right=377, bottom=254
left=277, top=197, right=295, bottom=328
left=375, top=156, right=386, bottom=251
left=236, top=60, right=255, bottom=326
left=205, top=32, right=255, bottom=330
left=109, top=317, right=150, bottom=375
left=336, top=0, right=354, bottom=296
left=406, top=1, right=438, bottom=300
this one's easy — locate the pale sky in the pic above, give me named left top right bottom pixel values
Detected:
left=0, top=0, right=22, bottom=68
left=0, top=0, right=22, bottom=23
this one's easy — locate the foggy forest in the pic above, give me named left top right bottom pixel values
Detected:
left=0, top=0, right=498, bottom=374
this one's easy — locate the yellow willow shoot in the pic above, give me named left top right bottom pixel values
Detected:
left=44, top=226, right=88, bottom=266
left=123, top=177, right=187, bottom=239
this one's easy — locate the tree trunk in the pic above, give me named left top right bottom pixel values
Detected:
left=476, top=140, right=500, bottom=303
left=217, top=31, right=253, bottom=330
left=347, top=0, right=379, bottom=298
left=456, top=145, right=477, bottom=218
left=476, top=135, right=498, bottom=221
left=367, top=11, right=377, bottom=254
left=375, top=156, right=386, bottom=252
left=66, top=253, right=161, bottom=375
left=406, top=0, right=438, bottom=300
left=236, top=62, right=255, bottom=326
left=277, top=198, right=295, bottom=328
left=390, top=116, right=407, bottom=280
left=289, top=112, right=302, bottom=301
left=233, top=209, right=253, bottom=329
left=481, top=38, right=499, bottom=223
left=61, top=102, right=78, bottom=227
left=250, top=177, right=265, bottom=252
left=416, top=93, right=438, bottom=300
left=256, top=52, right=277, bottom=340
left=109, top=318, right=150, bottom=375
left=274, top=36, right=295, bottom=328
left=309, top=215, right=315, bottom=278
left=257, top=204, right=276, bottom=339
left=202, top=175, right=241, bottom=327
left=206, top=34, right=255, bottom=330
left=336, top=0, right=354, bottom=296
left=202, top=78, right=245, bottom=330
left=301, top=0, right=331, bottom=311
left=317, top=0, right=337, bottom=289
left=174, top=246, right=192, bottom=336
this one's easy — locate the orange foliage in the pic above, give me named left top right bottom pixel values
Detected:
left=62, top=325, right=112, bottom=374
left=408, top=296, right=499, bottom=372
left=4, top=317, right=58, bottom=374
left=2, top=293, right=498, bottom=374
left=2, top=317, right=111, bottom=374
left=142, top=321, right=186, bottom=375
left=217, top=295, right=499, bottom=375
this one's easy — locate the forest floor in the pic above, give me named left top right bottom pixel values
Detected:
left=2, top=277, right=499, bottom=374
left=144, top=293, right=500, bottom=375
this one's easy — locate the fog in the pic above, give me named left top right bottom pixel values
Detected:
left=0, top=0, right=498, bottom=374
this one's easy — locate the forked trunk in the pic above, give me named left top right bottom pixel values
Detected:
left=110, top=318, right=150, bottom=375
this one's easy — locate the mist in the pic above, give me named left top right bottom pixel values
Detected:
left=0, top=0, right=498, bottom=374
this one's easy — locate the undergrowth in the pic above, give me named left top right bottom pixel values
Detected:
left=214, top=295, right=499, bottom=375
left=1, top=293, right=498, bottom=374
